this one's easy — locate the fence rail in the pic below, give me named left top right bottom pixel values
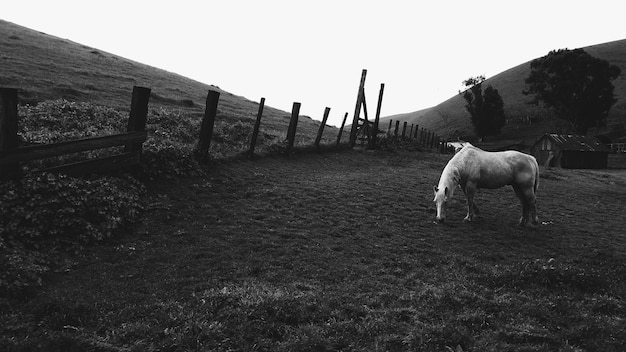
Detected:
left=0, top=86, right=150, bottom=180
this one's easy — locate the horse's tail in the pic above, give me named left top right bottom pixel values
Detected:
left=532, top=156, right=539, bottom=194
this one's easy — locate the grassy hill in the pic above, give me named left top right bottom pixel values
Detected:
left=382, top=39, right=626, bottom=146
left=0, top=19, right=337, bottom=149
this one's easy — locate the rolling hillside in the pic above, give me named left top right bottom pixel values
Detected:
left=382, top=39, right=626, bottom=145
left=0, top=19, right=335, bottom=141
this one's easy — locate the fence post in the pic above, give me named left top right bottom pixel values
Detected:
left=286, top=102, right=301, bottom=154
left=387, top=120, right=392, bottom=136
left=349, top=69, right=367, bottom=148
left=401, top=122, right=407, bottom=140
left=125, top=86, right=151, bottom=154
left=409, top=124, right=414, bottom=140
left=394, top=121, right=400, bottom=138
left=248, top=97, right=265, bottom=158
left=315, top=107, right=331, bottom=149
left=413, top=124, right=419, bottom=139
left=336, top=112, right=348, bottom=146
left=371, top=83, right=384, bottom=149
left=0, top=88, right=19, bottom=180
left=196, top=90, right=221, bottom=160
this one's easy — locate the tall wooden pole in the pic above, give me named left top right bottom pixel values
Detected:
left=349, top=69, right=367, bottom=148
left=371, top=83, right=385, bottom=149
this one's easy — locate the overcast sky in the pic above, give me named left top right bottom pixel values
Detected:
left=3, top=0, right=625, bottom=127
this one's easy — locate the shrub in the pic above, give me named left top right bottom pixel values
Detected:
left=0, top=173, right=145, bottom=248
left=0, top=173, right=145, bottom=297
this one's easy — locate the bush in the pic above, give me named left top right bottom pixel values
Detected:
left=18, top=100, right=126, bottom=144
left=0, top=173, right=145, bottom=248
left=0, top=173, right=145, bottom=297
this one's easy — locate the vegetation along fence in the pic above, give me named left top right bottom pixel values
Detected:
left=0, top=73, right=447, bottom=180
left=0, top=86, right=150, bottom=180
left=381, top=118, right=448, bottom=153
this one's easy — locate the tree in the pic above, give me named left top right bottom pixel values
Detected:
left=523, top=48, right=621, bottom=135
left=460, top=76, right=506, bottom=141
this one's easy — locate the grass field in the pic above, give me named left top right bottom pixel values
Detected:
left=2, top=17, right=626, bottom=352
left=2, top=149, right=625, bottom=351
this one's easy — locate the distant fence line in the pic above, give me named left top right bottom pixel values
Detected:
left=0, top=80, right=446, bottom=180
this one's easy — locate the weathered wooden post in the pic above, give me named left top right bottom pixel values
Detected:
left=0, top=88, right=19, bottom=180
left=286, top=102, right=301, bottom=154
left=349, top=69, right=367, bottom=148
left=413, top=124, right=419, bottom=139
left=371, top=83, right=384, bottom=149
left=336, top=112, right=348, bottom=146
left=394, top=120, right=400, bottom=138
left=196, top=90, right=220, bottom=160
left=315, top=107, right=331, bottom=149
left=125, top=86, right=151, bottom=155
left=387, top=120, right=393, bottom=136
left=248, top=97, right=265, bottom=158
left=401, top=121, right=408, bottom=140
left=409, top=124, right=414, bottom=140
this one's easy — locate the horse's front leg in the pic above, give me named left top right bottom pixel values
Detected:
left=463, top=183, right=477, bottom=222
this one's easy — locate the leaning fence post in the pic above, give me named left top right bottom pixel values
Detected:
left=248, top=97, right=265, bottom=158
left=125, top=86, right=151, bottom=154
left=196, top=90, right=221, bottom=160
left=315, top=107, right=331, bottom=149
left=371, top=83, right=384, bottom=149
left=286, top=102, right=301, bottom=154
left=0, top=88, right=19, bottom=180
left=336, top=112, right=348, bottom=146
left=349, top=69, right=367, bottom=148
left=387, top=120, right=392, bottom=136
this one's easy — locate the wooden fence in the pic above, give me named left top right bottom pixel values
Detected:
left=380, top=118, right=445, bottom=151
left=0, top=74, right=448, bottom=180
left=0, top=86, right=150, bottom=180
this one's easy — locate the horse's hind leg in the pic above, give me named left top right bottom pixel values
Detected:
left=526, top=188, right=539, bottom=226
left=513, top=185, right=529, bottom=226
left=463, top=183, right=478, bottom=222
left=514, top=184, right=538, bottom=227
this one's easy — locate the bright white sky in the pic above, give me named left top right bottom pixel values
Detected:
left=3, top=0, right=625, bottom=127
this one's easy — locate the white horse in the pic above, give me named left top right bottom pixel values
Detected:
left=433, top=143, right=539, bottom=226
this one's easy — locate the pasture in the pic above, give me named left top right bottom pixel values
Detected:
left=3, top=149, right=625, bottom=351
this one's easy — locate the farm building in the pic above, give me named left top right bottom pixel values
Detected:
left=530, top=134, right=610, bottom=169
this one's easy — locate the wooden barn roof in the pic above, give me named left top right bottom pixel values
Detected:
left=538, top=134, right=610, bottom=152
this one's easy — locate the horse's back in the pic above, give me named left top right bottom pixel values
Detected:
left=457, top=146, right=537, bottom=189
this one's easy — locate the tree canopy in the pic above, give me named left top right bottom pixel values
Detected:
left=523, top=48, right=621, bottom=135
left=460, top=76, right=506, bottom=141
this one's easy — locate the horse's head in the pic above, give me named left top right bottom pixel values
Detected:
left=433, top=185, right=449, bottom=223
